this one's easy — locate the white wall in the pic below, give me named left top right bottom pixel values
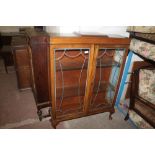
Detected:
left=45, top=26, right=129, bottom=37
left=59, top=26, right=79, bottom=35
left=0, top=26, right=129, bottom=37
left=45, top=26, right=60, bottom=34
left=79, top=26, right=129, bottom=37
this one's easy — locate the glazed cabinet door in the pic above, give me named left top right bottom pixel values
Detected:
left=87, top=45, right=128, bottom=113
left=50, top=44, right=93, bottom=119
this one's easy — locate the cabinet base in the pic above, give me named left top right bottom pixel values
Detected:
left=51, top=108, right=115, bottom=128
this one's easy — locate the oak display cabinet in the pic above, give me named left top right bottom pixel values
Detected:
left=49, top=35, right=130, bottom=128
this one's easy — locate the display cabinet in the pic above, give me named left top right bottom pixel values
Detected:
left=49, top=36, right=130, bottom=128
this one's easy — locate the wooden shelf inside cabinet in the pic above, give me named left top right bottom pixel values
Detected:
left=56, top=59, right=120, bottom=71
left=89, top=97, right=113, bottom=108
left=56, top=82, right=115, bottom=98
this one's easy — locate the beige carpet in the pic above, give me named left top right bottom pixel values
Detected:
left=0, top=59, right=135, bottom=129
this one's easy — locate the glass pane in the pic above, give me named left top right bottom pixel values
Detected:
left=54, top=48, right=90, bottom=116
left=90, top=48, right=125, bottom=111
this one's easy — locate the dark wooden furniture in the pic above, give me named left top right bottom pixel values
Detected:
left=126, top=32, right=155, bottom=128
left=49, top=35, right=130, bottom=128
left=130, top=65, right=155, bottom=128
left=25, top=29, right=50, bottom=120
left=12, top=35, right=31, bottom=90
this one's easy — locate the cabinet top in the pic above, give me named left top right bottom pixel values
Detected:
left=50, top=35, right=131, bottom=45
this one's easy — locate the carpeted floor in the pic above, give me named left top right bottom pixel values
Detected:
left=0, top=58, right=136, bottom=129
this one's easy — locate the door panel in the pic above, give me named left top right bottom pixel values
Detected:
left=89, top=45, right=126, bottom=112
left=50, top=45, right=91, bottom=117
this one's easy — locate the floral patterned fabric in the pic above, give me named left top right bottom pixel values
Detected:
left=134, top=32, right=155, bottom=42
left=127, top=26, right=155, bottom=33
left=130, top=38, right=155, bottom=61
left=139, top=69, right=155, bottom=104
left=129, top=110, right=153, bottom=129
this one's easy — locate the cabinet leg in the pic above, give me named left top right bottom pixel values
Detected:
left=124, top=113, right=129, bottom=121
left=50, top=119, right=58, bottom=129
left=109, top=112, right=114, bottom=120
left=48, top=107, right=52, bottom=115
left=37, top=110, right=42, bottom=121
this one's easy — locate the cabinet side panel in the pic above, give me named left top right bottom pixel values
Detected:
left=30, top=37, right=49, bottom=103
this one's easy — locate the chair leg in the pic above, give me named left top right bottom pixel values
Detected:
left=4, top=62, right=8, bottom=73
left=124, top=113, right=129, bottom=121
